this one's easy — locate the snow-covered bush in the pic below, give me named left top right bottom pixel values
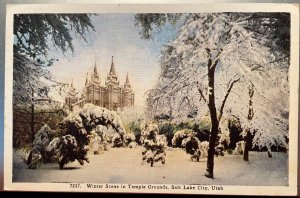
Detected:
left=214, top=144, right=225, bottom=157
left=128, top=142, right=137, bottom=148
left=93, top=125, right=110, bottom=151
left=111, top=133, right=124, bottom=148
left=183, top=138, right=222, bottom=160
left=46, top=137, right=61, bottom=161
left=126, top=121, right=142, bottom=144
left=57, top=104, right=127, bottom=168
left=218, top=118, right=231, bottom=147
left=141, top=121, right=167, bottom=166
left=27, top=124, right=55, bottom=169
left=156, top=134, right=168, bottom=148
left=199, top=141, right=209, bottom=159
left=158, top=123, right=175, bottom=146
left=58, top=135, right=84, bottom=169
left=27, top=104, right=127, bottom=169
left=117, top=106, right=145, bottom=144
left=183, top=134, right=202, bottom=161
left=181, top=137, right=190, bottom=148
left=90, top=132, right=103, bottom=154
left=227, top=118, right=243, bottom=149
left=234, top=141, right=245, bottom=155
left=171, top=129, right=193, bottom=147
left=124, top=133, right=136, bottom=146
left=140, top=121, right=159, bottom=144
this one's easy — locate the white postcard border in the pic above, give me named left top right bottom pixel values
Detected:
left=4, top=3, right=299, bottom=195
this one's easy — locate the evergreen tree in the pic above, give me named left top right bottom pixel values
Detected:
left=13, top=14, right=95, bottom=144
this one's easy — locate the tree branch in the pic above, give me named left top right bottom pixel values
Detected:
left=249, top=80, right=275, bottom=105
left=205, top=48, right=212, bottom=69
left=270, top=55, right=288, bottom=64
left=250, top=64, right=263, bottom=71
left=211, top=49, right=223, bottom=70
left=235, top=14, right=255, bottom=23
left=218, top=77, right=240, bottom=121
left=15, top=32, right=31, bottom=52
left=197, top=87, right=207, bottom=104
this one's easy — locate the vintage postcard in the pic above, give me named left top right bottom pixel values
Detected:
left=4, top=3, right=299, bottom=195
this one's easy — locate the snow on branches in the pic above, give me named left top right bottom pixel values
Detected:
left=146, top=13, right=289, bottom=150
left=26, top=124, right=56, bottom=169
left=27, top=104, right=128, bottom=169
left=13, top=14, right=94, bottom=105
left=140, top=121, right=167, bottom=167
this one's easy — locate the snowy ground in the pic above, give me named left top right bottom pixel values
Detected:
left=13, top=147, right=288, bottom=185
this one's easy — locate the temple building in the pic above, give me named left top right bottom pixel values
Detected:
left=65, top=56, right=135, bottom=111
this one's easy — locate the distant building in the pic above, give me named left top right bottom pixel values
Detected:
left=65, top=56, right=135, bottom=111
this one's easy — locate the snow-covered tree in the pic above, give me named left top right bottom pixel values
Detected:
left=226, top=77, right=289, bottom=160
left=13, top=14, right=95, bottom=144
left=136, top=13, right=290, bottom=178
left=140, top=121, right=167, bottom=167
left=117, top=106, right=146, bottom=124
left=14, top=14, right=94, bottom=104
left=117, top=106, right=146, bottom=144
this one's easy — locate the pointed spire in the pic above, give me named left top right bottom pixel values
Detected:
left=124, top=73, right=131, bottom=90
left=109, top=56, right=116, bottom=76
left=68, top=79, right=76, bottom=97
left=125, top=72, right=130, bottom=85
left=93, top=61, right=98, bottom=76
left=90, top=73, right=93, bottom=82
left=85, top=73, right=89, bottom=86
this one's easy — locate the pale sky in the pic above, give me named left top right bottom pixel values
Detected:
left=48, top=14, right=177, bottom=107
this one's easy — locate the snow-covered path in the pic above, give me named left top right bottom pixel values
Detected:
left=13, top=147, right=288, bottom=185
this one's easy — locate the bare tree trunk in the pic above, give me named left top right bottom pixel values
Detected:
left=267, top=146, right=272, bottom=158
left=243, top=83, right=254, bottom=161
left=267, top=150, right=272, bottom=158
left=243, top=130, right=251, bottom=161
left=205, top=50, right=219, bottom=178
left=30, top=91, right=35, bottom=144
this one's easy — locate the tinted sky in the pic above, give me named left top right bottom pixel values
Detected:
left=48, top=14, right=178, bottom=106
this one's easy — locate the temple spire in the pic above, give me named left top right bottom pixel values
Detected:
left=125, top=73, right=130, bottom=85
left=109, top=56, right=116, bottom=76
left=90, top=73, right=93, bottom=82
left=85, top=73, right=89, bottom=86
left=124, top=73, right=132, bottom=89
left=67, top=79, right=76, bottom=96
left=93, top=61, right=98, bottom=76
